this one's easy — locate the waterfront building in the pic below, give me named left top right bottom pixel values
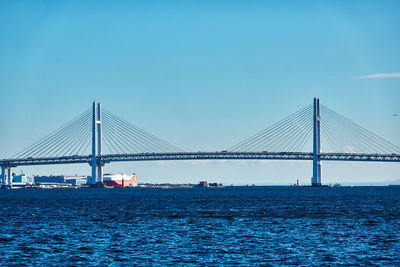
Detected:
left=34, top=175, right=88, bottom=186
left=12, top=173, right=29, bottom=183
left=198, top=181, right=208, bottom=187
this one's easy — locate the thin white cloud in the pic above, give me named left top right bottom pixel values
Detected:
left=358, top=72, right=400, bottom=79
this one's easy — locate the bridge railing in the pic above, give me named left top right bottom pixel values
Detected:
left=1, top=151, right=399, bottom=167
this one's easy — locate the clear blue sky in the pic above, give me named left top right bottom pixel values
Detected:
left=1, top=0, right=399, bottom=185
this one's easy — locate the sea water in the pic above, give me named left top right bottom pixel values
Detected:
left=0, top=186, right=399, bottom=265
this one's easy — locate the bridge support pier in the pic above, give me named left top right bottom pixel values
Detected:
left=97, top=163, right=104, bottom=184
left=312, top=97, right=322, bottom=186
left=7, top=168, right=12, bottom=187
left=1, top=166, right=5, bottom=187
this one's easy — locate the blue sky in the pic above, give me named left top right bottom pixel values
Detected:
left=0, top=0, right=399, bottom=185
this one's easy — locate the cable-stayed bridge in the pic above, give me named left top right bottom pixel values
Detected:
left=1, top=98, right=399, bottom=187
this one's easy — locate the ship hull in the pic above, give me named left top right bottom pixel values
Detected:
left=103, top=174, right=137, bottom=188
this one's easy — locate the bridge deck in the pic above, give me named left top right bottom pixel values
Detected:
left=1, top=152, right=399, bottom=167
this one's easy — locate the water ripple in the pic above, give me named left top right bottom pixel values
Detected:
left=0, top=186, right=399, bottom=265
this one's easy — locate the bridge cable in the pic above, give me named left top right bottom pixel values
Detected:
left=104, top=111, right=182, bottom=153
left=228, top=104, right=308, bottom=151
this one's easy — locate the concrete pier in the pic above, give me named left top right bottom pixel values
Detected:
left=1, top=166, right=5, bottom=187
left=7, top=168, right=12, bottom=187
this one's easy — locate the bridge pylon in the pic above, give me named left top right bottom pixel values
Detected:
left=97, top=103, right=103, bottom=184
left=312, top=97, right=322, bottom=186
left=91, top=101, right=104, bottom=186
left=91, top=102, right=97, bottom=184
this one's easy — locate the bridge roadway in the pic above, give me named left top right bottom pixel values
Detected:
left=1, top=152, right=399, bottom=167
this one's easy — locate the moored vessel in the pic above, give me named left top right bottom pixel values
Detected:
left=103, top=173, right=138, bottom=188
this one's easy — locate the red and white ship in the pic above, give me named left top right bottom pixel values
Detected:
left=103, top=173, right=138, bottom=188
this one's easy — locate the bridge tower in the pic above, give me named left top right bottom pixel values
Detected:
left=312, top=97, right=322, bottom=186
left=97, top=103, right=103, bottom=184
left=91, top=102, right=97, bottom=184
left=91, top=101, right=104, bottom=185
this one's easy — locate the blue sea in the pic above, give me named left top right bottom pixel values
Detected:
left=0, top=186, right=399, bottom=266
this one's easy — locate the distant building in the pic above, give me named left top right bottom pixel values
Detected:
left=198, top=181, right=208, bottom=187
left=12, top=173, right=29, bottom=183
left=34, top=175, right=88, bottom=186
left=34, top=176, right=64, bottom=184
left=208, top=183, right=223, bottom=187
left=64, top=176, right=88, bottom=186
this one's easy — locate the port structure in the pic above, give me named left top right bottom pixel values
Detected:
left=1, top=98, right=399, bottom=187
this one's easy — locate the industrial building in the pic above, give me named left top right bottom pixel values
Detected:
left=12, top=173, right=29, bottom=183
left=198, top=181, right=208, bottom=187
left=34, top=175, right=88, bottom=186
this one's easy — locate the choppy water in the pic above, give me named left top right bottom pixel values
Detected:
left=0, top=186, right=399, bottom=266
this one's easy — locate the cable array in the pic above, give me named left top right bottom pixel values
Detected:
left=228, top=104, right=314, bottom=152
left=101, top=109, right=182, bottom=154
left=320, top=105, right=400, bottom=154
left=13, top=109, right=92, bottom=158
left=11, top=102, right=399, bottom=159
